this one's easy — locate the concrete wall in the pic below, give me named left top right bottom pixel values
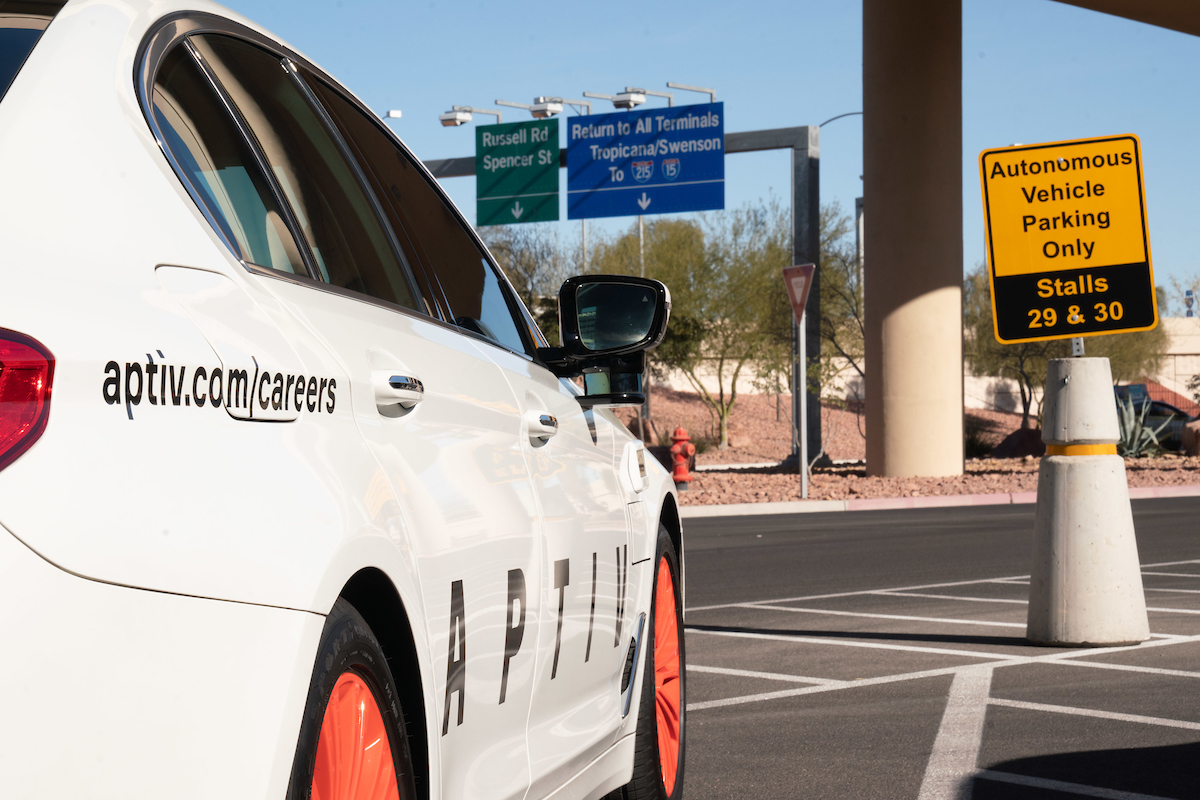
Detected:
left=1152, top=317, right=1200, bottom=401
left=653, top=318, right=1200, bottom=421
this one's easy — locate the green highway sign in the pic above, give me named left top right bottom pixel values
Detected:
left=476, top=119, right=559, bottom=226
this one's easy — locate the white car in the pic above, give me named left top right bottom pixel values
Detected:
left=0, top=2, right=685, bottom=798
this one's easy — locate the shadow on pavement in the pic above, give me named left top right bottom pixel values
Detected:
left=974, top=742, right=1200, bottom=799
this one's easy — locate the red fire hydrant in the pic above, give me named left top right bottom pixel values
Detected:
left=669, top=427, right=696, bottom=490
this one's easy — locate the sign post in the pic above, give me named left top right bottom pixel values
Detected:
left=476, top=119, right=559, bottom=226
left=980, top=135, right=1154, bottom=646
left=783, top=264, right=816, bottom=497
left=979, top=134, right=1157, bottom=343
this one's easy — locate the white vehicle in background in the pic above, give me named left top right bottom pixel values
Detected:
left=0, top=2, right=685, bottom=798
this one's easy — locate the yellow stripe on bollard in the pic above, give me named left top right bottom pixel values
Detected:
left=1045, top=444, right=1118, bottom=456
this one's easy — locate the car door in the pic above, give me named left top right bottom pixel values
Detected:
left=177, top=33, right=543, bottom=800
left=299, top=69, right=636, bottom=795
left=485, top=348, right=637, bottom=797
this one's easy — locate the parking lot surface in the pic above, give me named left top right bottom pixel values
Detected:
left=681, top=501, right=1200, bottom=799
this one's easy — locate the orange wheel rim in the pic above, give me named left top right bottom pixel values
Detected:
left=654, top=556, right=682, bottom=795
left=311, top=672, right=400, bottom=800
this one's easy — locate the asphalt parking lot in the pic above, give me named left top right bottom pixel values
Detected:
left=680, top=502, right=1200, bottom=799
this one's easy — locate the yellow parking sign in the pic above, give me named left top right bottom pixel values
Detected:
left=979, top=134, right=1157, bottom=343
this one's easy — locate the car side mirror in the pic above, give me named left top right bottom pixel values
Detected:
left=537, top=275, right=671, bottom=408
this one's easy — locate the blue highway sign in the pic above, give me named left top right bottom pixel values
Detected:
left=567, top=102, right=724, bottom=219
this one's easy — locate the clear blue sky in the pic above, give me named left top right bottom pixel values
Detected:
left=226, top=0, right=1200, bottom=310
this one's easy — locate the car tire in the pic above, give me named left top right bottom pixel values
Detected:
left=287, top=598, right=418, bottom=800
left=615, top=524, right=686, bottom=800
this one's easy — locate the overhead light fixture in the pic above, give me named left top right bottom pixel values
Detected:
left=629, top=87, right=674, bottom=107
left=497, top=97, right=566, bottom=118
left=383, top=109, right=402, bottom=119
left=530, top=96, right=564, bottom=118
left=614, top=89, right=646, bottom=109
left=438, top=106, right=503, bottom=127
left=439, top=109, right=472, bottom=127
left=584, top=89, right=657, bottom=110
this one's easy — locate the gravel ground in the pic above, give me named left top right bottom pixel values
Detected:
left=679, top=456, right=1200, bottom=506
left=618, top=387, right=1200, bottom=506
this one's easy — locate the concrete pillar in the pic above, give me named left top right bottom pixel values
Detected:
left=863, top=0, right=964, bottom=477
left=1028, top=358, right=1149, bottom=646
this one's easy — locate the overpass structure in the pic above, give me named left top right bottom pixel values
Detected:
left=863, top=0, right=1198, bottom=477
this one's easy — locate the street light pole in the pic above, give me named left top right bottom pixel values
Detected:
left=491, top=96, right=593, bottom=271
left=564, top=100, right=593, bottom=272
left=666, top=82, right=716, bottom=102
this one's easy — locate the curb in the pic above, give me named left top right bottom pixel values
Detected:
left=678, top=484, right=1200, bottom=519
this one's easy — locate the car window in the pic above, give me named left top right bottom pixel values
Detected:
left=305, top=75, right=531, bottom=355
left=151, top=46, right=306, bottom=274
left=0, top=2, right=68, bottom=102
left=299, top=77, right=450, bottom=321
left=190, top=34, right=421, bottom=313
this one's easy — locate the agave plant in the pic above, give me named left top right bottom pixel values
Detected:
left=1116, top=394, right=1172, bottom=458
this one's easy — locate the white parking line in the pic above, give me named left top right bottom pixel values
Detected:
left=1147, top=606, right=1200, bottom=615
left=1049, top=634, right=1200, bottom=655
left=1050, top=659, right=1200, bottom=680
left=1145, top=586, right=1200, bottom=594
left=1141, top=571, right=1200, bottom=578
left=686, top=575, right=1031, bottom=612
left=989, top=698, right=1200, bottom=731
left=975, top=769, right=1178, bottom=800
left=1141, top=559, right=1200, bottom=568
left=685, top=627, right=1008, bottom=660
left=874, top=591, right=1027, bottom=605
left=687, top=663, right=988, bottom=711
left=684, top=645, right=1200, bottom=715
left=687, top=664, right=843, bottom=685
left=685, top=631, right=1200, bottom=713
left=744, top=603, right=1027, bottom=629
left=688, top=563, right=1200, bottom=615
left=917, top=667, right=993, bottom=800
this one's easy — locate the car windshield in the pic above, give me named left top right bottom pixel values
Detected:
left=0, top=2, right=67, bottom=102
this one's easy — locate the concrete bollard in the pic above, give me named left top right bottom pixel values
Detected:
left=1027, top=357, right=1150, bottom=646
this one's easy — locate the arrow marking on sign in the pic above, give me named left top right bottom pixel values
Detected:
left=511, top=201, right=525, bottom=219
left=637, top=193, right=652, bottom=211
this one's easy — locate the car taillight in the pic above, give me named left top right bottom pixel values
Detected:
left=0, top=329, right=54, bottom=472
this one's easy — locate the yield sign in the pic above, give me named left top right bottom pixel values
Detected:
left=783, top=263, right=816, bottom=323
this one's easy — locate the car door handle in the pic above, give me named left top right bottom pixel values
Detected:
left=374, top=371, right=424, bottom=408
left=526, top=411, right=558, bottom=444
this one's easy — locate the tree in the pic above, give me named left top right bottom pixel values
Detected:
left=963, top=264, right=1059, bottom=428
left=964, top=263, right=1168, bottom=429
left=589, top=216, right=709, bottom=385
left=752, top=201, right=864, bottom=428
left=1165, top=273, right=1200, bottom=317
left=589, top=203, right=790, bottom=448
left=477, top=222, right=569, bottom=343
left=814, top=202, right=865, bottom=395
left=1081, top=293, right=1167, bottom=383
